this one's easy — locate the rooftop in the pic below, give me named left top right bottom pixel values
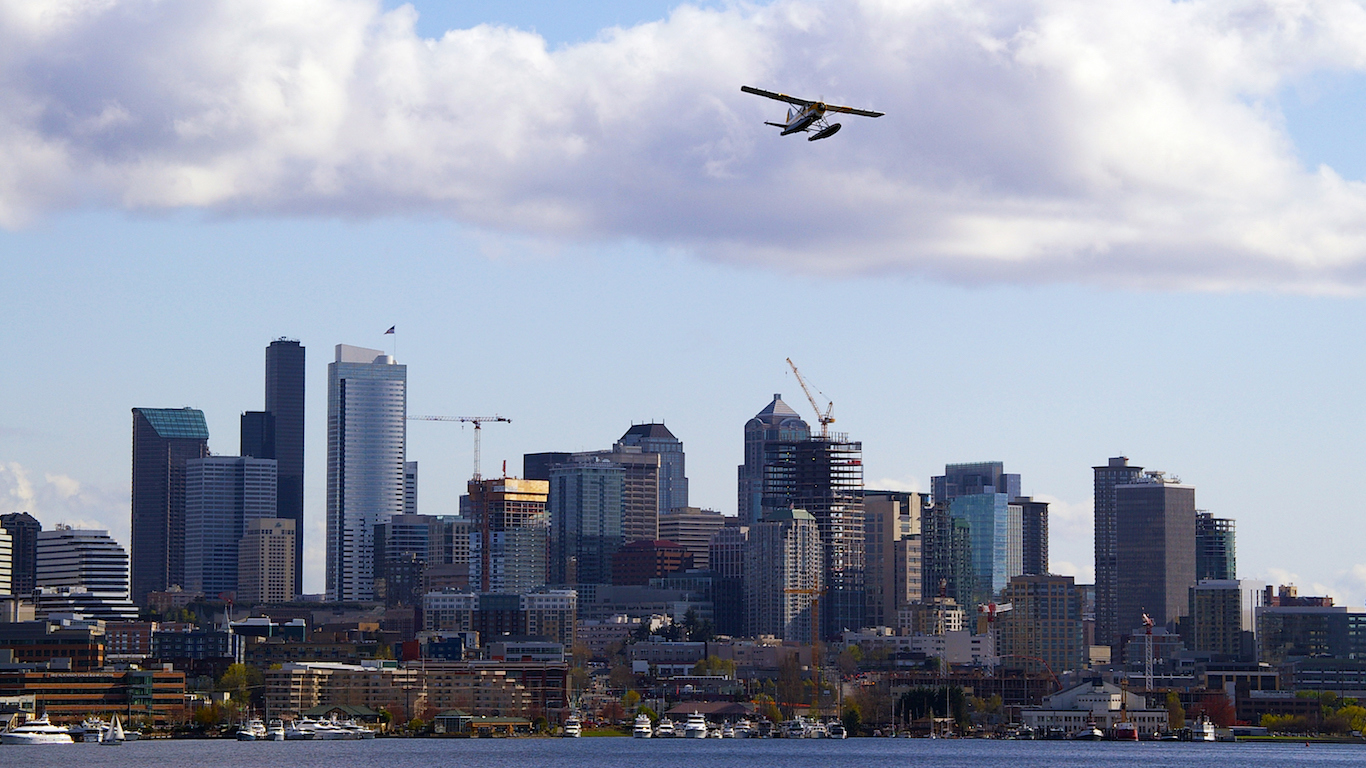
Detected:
left=134, top=408, right=209, bottom=440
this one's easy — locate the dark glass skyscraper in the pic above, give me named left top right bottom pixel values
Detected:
left=619, top=423, right=688, bottom=513
left=131, top=407, right=210, bottom=604
left=931, top=461, right=1020, bottom=503
left=737, top=395, right=810, bottom=526
left=265, top=339, right=306, bottom=596
left=1093, top=456, right=1145, bottom=647
left=1115, top=473, right=1196, bottom=635
left=1016, top=496, right=1049, bottom=576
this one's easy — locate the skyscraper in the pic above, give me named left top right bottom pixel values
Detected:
left=238, top=518, right=296, bottom=604
left=744, top=508, right=822, bottom=642
left=404, top=461, right=419, bottom=515
left=1016, top=496, right=1049, bottom=576
left=737, top=394, right=810, bottom=526
left=618, top=423, right=688, bottom=512
left=0, top=527, right=10, bottom=596
left=920, top=500, right=974, bottom=606
left=1196, top=512, right=1236, bottom=581
left=326, top=344, right=406, bottom=602
left=184, top=456, right=278, bottom=598
left=1115, top=472, right=1196, bottom=635
left=949, top=492, right=1023, bottom=604
left=265, top=339, right=306, bottom=596
left=863, top=490, right=923, bottom=628
left=0, top=512, right=40, bottom=596
left=1093, top=456, right=1145, bottom=647
left=548, top=459, right=625, bottom=585
left=932, top=462, right=1020, bottom=502
left=467, top=477, right=549, bottom=594
left=657, top=507, right=726, bottom=570
left=131, top=407, right=210, bottom=604
left=998, top=574, right=1085, bottom=675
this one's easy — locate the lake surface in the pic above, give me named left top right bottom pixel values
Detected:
left=3, top=736, right=1362, bottom=767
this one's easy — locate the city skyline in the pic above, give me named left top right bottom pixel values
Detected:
left=6, top=0, right=1366, bottom=603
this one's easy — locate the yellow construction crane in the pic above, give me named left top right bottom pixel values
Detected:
left=408, top=415, right=511, bottom=480
left=786, top=357, right=834, bottom=438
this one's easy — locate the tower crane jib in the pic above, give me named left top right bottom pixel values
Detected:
left=407, top=415, right=512, bottom=481
left=785, top=357, right=835, bottom=438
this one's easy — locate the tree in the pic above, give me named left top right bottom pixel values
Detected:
left=841, top=701, right=862, bottom=737
left=609, top=663, right=636, bottom=691
left=622, top=689, right=642, bottom=711
left=1165, top=691, right=1186, bottom=729
left=776, top=654, right=805, bottom=719
left=753, top=694, right=782, bottom=724
left=836, top=647, right=861, bottom=677
left=638, top=705, right=658, bottom=723
left=218, top=663, right=262, bottom=708
left=692, top=655, right=737, bottom=677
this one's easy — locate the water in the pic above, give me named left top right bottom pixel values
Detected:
left=3, top=737, right=1362, bottom=768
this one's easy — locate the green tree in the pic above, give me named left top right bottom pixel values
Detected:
left=218, top=663, right=262, bottom=707
left=692, top=655, right=737, bottom=677
left=836, top=647, right=862, bottom=677
left=638, top=706, right=658, bottom=723
left=753, top=694, right=782, bottom=724
left=1165, top=691, right=1186, bottom=729
left=841, top=701, right=862, bottom=737
left=609, top=663, right=636, bottom=691
left=622, top=689, right=642, bottom=710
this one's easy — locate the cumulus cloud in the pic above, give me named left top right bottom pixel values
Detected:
left=0, top=462, right=129, bottom=542
left=4, top=0, right=1366, bottom=288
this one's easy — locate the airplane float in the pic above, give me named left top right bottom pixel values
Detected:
left=740, top=85, right=884, bottom=141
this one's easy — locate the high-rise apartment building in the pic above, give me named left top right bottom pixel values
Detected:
left=1196, top=512, right=1236, bottom=581
left=863, top=491, right=923, bottom=629
left=238, top=518, right=296, bottom=604
left=1188, top=579, right=1261, bottom=660
left=184, top=456, right=278, bottom=598
left=920, top=500, right=974, bottom=606
left=709, top=523, right=748, bottom=637
left=932, top=462, right=1020, bottom=503
left=35, top=526, right=137, bottom=620
left=131, top=407, right=211, bottom=604
left=998, top=574, right=1085, bottom=675
left=0, top=512, right=40, bottom=596
left=0, top=527, right=10, bottom=596
left=949, top=492, right=1023, bottom=604
left=737, top=395, right=810, bottom=526
left=657, top=507, right=726, bottom=571
left=1093, top=456, right=1145, bottom=647
left=1015, top=497, right=1049, bottom=576
left=618, top=423, right=689, bottom=512
left=404, top=462, right=419, bottom=515
left=1115, top=472, right=1196, bottom=636
left=744, top=509, right=822, bottom=642
left=326, top=344, right=406, bottom=602
left=467, top=477, right=549, bottom=594
left=548, top=460, right=624, bottom=585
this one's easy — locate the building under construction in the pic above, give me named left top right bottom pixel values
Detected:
left=464, top=477, right=549, bottom=594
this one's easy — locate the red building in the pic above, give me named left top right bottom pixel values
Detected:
left=611, top=540, right=693, bottom=586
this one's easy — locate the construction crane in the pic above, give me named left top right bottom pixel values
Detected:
left=408, top=415, right=511, bottom=481
left=975, top=601, right=1014, bottom=634
left=786, top=357, right=834, bottom=438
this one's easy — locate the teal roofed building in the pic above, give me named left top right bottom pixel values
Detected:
left=131, top=407, right=210, bottom=604
left=135, top=407, right=210, bottom=439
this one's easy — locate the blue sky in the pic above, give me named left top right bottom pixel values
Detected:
left=4, top=0, right=1366, bottom=600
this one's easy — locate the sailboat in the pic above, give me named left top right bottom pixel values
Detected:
left=99, top=715, right=125, bottom=746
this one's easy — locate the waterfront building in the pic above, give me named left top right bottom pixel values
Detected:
left=326, top=344, right=406, bottom=601
left=467, top=478, right=549, bottom=594
left=263, top=661, right=425, bottom=722
left=744, top=508, right=822, bottom=643
left=1196, top=511, right=1237, bottom=581
left=35, top=526, right=137, bottom=620
left=1019, top=679, right=1167, bottom=733
left=1093, top=456, right=1145, bottom=648
left=184, top=456, right=277, bottom=598
left=618, top=423, right=689, bottom=513
left=0, top=667, right=185, bottom=725
left=658, top=507, right=725, bottom=570
left=0, top=512, right=40, bottom=596
left=1115, top=471, right=1196, bottom=634
left=238, top=518, right=296, bottom=604
left=0, top=620, right=105, bottom=670
left=131, top=407, right=210, bottom=603
left=998, top=574, right=1085, bottom=676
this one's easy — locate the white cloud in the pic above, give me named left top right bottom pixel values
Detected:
left=0, top=462, right=129, bottom=543
left=5, top=0, right=1366, bottom=288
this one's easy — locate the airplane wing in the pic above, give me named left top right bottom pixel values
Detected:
left=824, top=103, right=885, bottom=118
left=741, top=86, right=812, bottom=107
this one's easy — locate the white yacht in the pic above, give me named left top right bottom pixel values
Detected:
left=827, top=721, right=846, bottom=739
left=632, top=714, right=653, bottom=738
left=682, top=711, right=709, bottom=739
left=654, top=717, right=676, bottom=738
left=562, top=715, right=582, bottom=737
left=236, top=718, right=267, bottom=741
left=1193, top=714, right=1216, bottom=742
left=284, top=719, right=316, bottom=740
left=732, top=719, right=753, bottom=738
left=99, top=714, right=126, bottom=745
left=1, top=715, right=75, bottom=745
left=266, top=719, right=286, bottom=741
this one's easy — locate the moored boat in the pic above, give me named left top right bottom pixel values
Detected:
left=267, top=719, right=286, bottom=741
left=99, top=714, right=126, bottom=745
left=632, top=714, right=653, bottom=738
left=654, top=718, right=676, bottom=738
left=562, top=715, right=582, bottom=738
left=1, top=715, right=75, bottom=745
left=682, top=711, right=708, bottom=739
